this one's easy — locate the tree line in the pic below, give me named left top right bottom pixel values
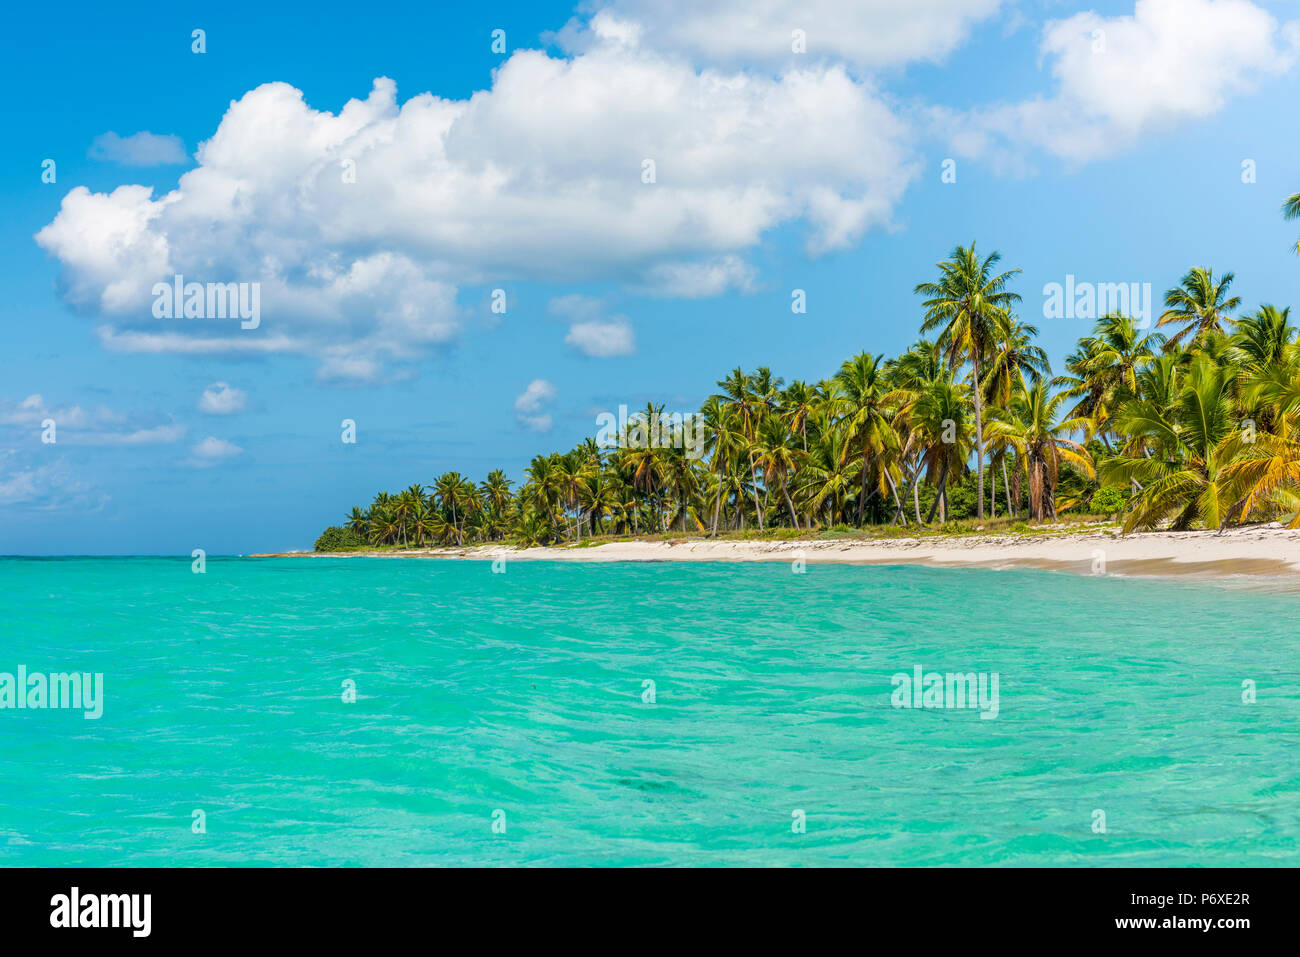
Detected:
left=318, top=206, right=1300, bottom=550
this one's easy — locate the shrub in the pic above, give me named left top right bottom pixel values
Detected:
left=315, top=526, right=364, bottom=552
left=1091, top=486, right=1128, bottom=515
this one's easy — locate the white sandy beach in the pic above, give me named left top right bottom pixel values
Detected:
left=254, top=523, right=1300, bottom=580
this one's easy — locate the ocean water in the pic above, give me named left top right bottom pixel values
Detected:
left=0, top=555, right=1297, bottom=867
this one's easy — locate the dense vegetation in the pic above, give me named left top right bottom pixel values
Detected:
left=314, top=525, right=364, bottom=552
left=319, top=220, right=1300, bottom=550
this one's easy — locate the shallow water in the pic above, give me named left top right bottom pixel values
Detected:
left=0, top=556, right=1296, bottom=866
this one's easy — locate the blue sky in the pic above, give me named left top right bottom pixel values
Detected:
left=2, top=0, right=1299, bottom=554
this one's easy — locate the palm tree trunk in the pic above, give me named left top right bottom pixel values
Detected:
left=748, top=453, right=764, bottom=531
left=885, top=469, right=905, bottom=525
left=973, top=352, right=985, bottom=519
left=856, top=441, right=870, bottom=527
left=782, top=483, right=800, bottom=530
left=1002, top=457, right=1014, bottom=516
left=710, top=474, right=723, bottom=537
left=926, top=460, right=950, bottom=524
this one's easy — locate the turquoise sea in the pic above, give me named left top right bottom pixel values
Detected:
left=0, top=556, right=1297, bottom=867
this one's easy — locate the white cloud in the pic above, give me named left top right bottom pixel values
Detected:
left=559, top=1, right=1004, bottom=70
left=198, top=382, right=248, bottom=415
left=548, top=295, right=637, bottom=356
left=635, top=255, right=756, bottom=298
left=0, top=455, right=107, bottom=511
left=186, top=436, right=243, bottom=467
left=0, top=394, right=93, bottom=429
left=941, top=0, right=1299, bottom=165
left=0, top=394, right=183, bottom=445
left=80, top=424, right=187, bottom=446
left=514, top=379, right=557, bottom=432
left=88, top=131, right=189, bottom=166
left=95, top=326, right=302, bottom=355
left=36, top=37, right=915, bottom=379
left=565, top=318, right=636, bottom=357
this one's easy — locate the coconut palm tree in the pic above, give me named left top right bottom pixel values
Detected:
left=1056, top=313, right=1164, bottom=449
left=345, top=507, right=368, bottom=540
left=1157, top=267, right=1241, bottom=349
left=752, top=415, right=806, bottom=529
left=985, top=382, right=1092, bottom=521
left=832, top=352, right=901, bottom=526
left=982, top=314, right=1050, bottom=408
left=1228, top=305, right=1295, bottom=372
left=1284, top=191, right=1300, bottom=254
left=908, top=379, right=972, bottom=523
left=480, top=470, right=513, bottom=514
left=1099, top=356, right=1238, bottom=532
left=795, top=430, right=861, bottom=527
left=713, top=370, right=767, bottom=530
left=433, top=473, right=471, bottom=545
left=781, top=380, right=816, bottom=451
left=915, top=242, right=1022, bottom=518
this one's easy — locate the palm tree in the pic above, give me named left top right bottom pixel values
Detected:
left=1229, top=305, right=1295, bottom=371
left=480, top=470, right=513, bottom=513
left=553, top=451, right=587, bottom=542
left=700, top=395, right=738, bottom=536
left=1099, top=356, right=1238, bottom=532
left=433, top=473, right=470, bottom=545
left=795, top=430, right=860, bottom=527
left=1157, top=267, right=1241, bottom=349
left=781, top=380, right=816, bottom=451
left=832, top=352, right=900, bottom=526
left=622, top=439, right=667, bottom=534
left=1284, top=191, right=1300, bottom=254
left=1057, top=313, right=1164, bottom=449
left=982, top=314, right=1050, bottom=408
left=752, top=415, right=805, bottom=529
left=578, top=471, right=619, bottom=535
left=345, top=507, right=368, bottom=540
left=908, top=379, right=972, bottom=523
left=985, top=382, right=1091, bottom=521
left=714, top=370, right=766, bottom=530
left=915, top=242, right=1022, bottom=519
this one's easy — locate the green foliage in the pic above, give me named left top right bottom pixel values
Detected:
left=1090, top=486, right=1128, bottom=515
left=315, top=526, right=364, bottom=552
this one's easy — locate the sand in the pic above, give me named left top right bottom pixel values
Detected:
left=251, top=523, right=1300, bottom=581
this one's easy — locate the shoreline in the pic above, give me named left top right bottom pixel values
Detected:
left=251, top=525, right=1300, bottom=581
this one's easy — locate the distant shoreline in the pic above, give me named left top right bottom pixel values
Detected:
left=251, top=524, right=1300, bottom=580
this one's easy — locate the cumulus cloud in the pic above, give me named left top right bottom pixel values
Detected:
left=198, top=382, right=248, bottom=415
left=635, top=255, right=757, bottom=298
left=88, top=131, right=189, bottom=166
left=514, top=379, right=557, bottom=432
left=558, top=2, right=1004, bottom=70
left=548, top=295, right=637, bottom=356
left=36, top=32, right=916, bottom=379
left=939, top=0, right=1299, bottom=165
left=186, top=436, right=243, bottom=467
left=564, top=318, right=635, bottom=357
